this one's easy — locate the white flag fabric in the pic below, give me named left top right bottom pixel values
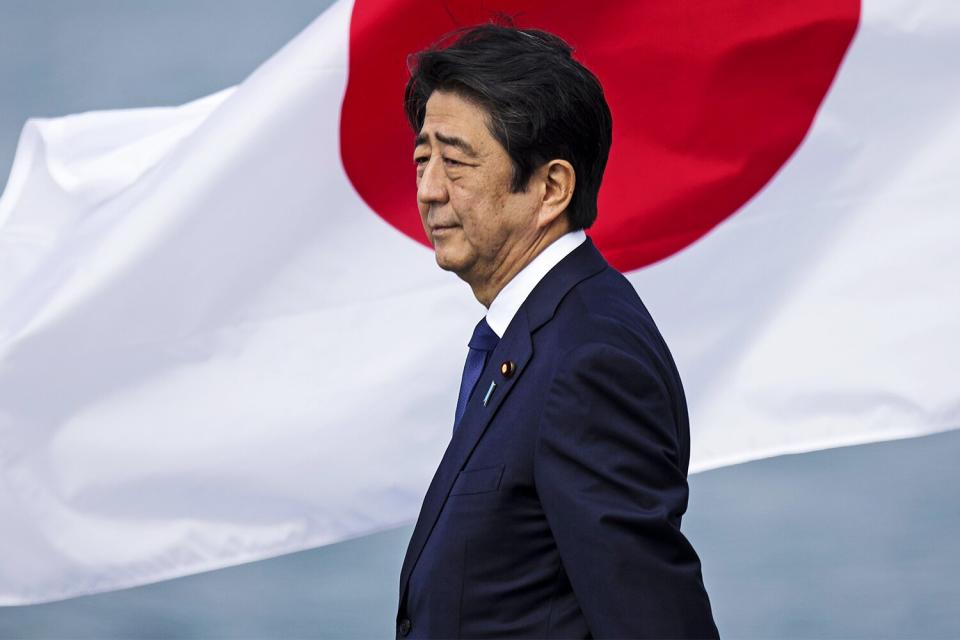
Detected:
left=0, top=0, right=958, bottom=604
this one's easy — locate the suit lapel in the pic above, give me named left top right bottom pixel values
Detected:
left=399, top=315, right=532, bottom=602
left=399, top=239, right=609, bottom=603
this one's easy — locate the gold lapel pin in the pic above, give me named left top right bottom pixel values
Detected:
left=500, top=360, right=516, bottom=378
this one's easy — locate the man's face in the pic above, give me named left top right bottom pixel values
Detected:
left=414, top=91, right=541, bottom=286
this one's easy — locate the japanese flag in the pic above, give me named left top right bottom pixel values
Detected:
left=0, top=0, right=957, bottom=604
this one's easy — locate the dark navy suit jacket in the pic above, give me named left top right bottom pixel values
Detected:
left=397, top=239, right=718, bottom=639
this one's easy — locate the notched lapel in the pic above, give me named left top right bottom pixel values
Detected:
left=399, top=311, right=533, bottom=602
left=399, top=238, right=610, bottom=605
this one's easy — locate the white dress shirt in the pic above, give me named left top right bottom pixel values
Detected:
left=485, top=229, right=587, bottom=338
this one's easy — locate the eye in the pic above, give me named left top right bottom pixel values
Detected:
left=414, top=155, right=429, bottom=166
left=443, top=157, right=464, bottom=167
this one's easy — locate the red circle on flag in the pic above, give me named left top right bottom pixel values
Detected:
left=340, top=1, right=859, bottom=272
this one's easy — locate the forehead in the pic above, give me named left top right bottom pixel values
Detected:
left=417, top=91, right=494, bottom=146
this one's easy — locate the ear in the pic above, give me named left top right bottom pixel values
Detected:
left=536, top=159, right=575, bottom=229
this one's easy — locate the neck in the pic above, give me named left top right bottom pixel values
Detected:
left=468, top=223, right=571, bottom=308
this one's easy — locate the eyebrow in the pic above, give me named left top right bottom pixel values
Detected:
left=414, top=132, right=479, bottom=158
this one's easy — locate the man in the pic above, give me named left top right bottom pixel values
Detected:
left=396, top=24, right=718, bottom=639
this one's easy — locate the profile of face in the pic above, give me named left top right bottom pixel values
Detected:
left=414, top=91, right=567, bottom=297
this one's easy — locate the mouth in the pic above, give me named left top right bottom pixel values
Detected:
left=430, top=223, right=460, bottom=235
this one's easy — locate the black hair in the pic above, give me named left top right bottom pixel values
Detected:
left=404, top=23, right=613, bottom=230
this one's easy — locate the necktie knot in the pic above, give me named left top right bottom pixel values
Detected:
left=467, top=318, right=499, bottom=352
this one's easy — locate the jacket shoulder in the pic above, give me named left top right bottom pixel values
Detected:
left=535, top=265, right=692, bottom=472
left=545, top=266, right=674, bottom=365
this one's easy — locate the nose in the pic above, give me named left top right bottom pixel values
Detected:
left=417, top=157, right=448, bottom=207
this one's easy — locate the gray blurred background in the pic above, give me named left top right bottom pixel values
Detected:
left=1, top=2, right=958, bottom=638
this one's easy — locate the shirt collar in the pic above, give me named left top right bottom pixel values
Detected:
left=485, top=229, right=587, bottom=337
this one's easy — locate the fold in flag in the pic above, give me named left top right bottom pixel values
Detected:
left=1, top=0, right=957, bottom=605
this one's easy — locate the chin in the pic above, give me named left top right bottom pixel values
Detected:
left=434, top=248, right=472, bottom=277
left=434, top=252, right=460, bottom=273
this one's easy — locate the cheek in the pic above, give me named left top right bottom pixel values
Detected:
left=448, top=180, right=475, bottom=208
left=451, top=177, right=503, bottom=218
left=449, top=175, right=512, bottom=245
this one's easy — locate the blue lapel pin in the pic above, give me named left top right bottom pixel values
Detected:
left=483, top=380, right=497, bottom=406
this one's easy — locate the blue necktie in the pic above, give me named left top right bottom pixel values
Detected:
left=454, top=318, right=500, bottom=430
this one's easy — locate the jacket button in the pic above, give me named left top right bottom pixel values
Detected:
left=398, top=618, right=412, bottom=636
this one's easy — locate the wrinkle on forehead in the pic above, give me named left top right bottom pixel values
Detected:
left=417, top=91, right=495, bottom=155
left=414, top=131, right=479, bottom=158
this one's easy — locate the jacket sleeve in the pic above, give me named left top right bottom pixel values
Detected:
left=533, top=341, right=719, bottom=639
